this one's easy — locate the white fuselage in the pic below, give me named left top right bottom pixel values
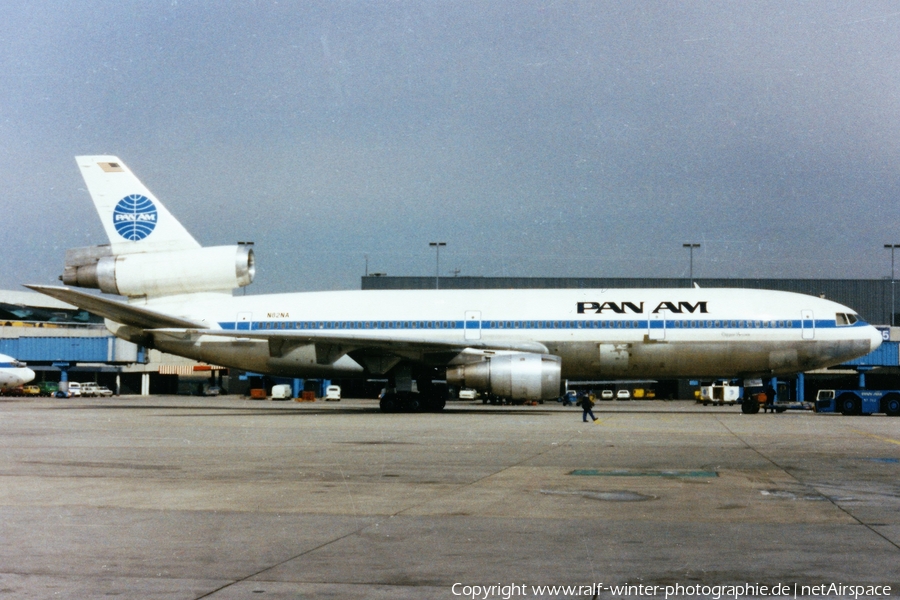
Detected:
left=0, top=353, right=36, bottom=389
left=134, top=287, right=882, bottom=380
left=69, top=155, right=882, bottom=385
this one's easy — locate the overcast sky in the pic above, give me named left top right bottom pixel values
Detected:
left=2, top=1, right=900, bottom=294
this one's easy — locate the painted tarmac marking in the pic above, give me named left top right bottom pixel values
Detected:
left=851, top=429, right=900, bottom=447
left=570, top=469, right=718, bottom=478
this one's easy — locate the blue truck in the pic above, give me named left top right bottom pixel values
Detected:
left=815, top=389, right=900, bottom=416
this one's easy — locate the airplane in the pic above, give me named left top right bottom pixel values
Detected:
left=0, top=353, right=36, bottom=390
left=27, top=155, right=883, bottom=412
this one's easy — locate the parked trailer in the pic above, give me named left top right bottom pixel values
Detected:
left=698, top=384, right=741, bottom=406
left=815, top=389, right=900, bottom=416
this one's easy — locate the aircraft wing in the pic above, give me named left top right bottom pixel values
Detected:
left=24, top=285, right=204, bottom=329
left=148, top=328, right=549, bottom=373
left=148, top=328, right=550, bottom=355
left=24, top=285, right=548, bottom=370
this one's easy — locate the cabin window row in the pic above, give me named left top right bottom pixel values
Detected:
left=247, top=319, right=799, bottom=330
left=249, top=320, right=645, bottom=330
left=254, top=321, right=462, bottom=330
left=671, top=320, right=794, bottom=329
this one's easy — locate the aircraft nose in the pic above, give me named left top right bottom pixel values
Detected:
left=868, top=326, right=885, bottom=353
left=21, top=368, right=35, bottom=385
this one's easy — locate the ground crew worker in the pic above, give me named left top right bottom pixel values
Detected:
left=576, top=393, right=598, bottom=422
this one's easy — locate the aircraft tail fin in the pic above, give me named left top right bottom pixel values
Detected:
left=62, top=157, right=255, bottom=298
left=75, top=156, right=200, bottom=255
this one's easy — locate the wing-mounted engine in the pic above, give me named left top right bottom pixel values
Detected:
left=61, top=243, right=255, bottom=298
left=446, top=352, right=562, bottom=401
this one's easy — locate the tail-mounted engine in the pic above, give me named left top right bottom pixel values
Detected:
left=62, top=243, right=255, bottom=297
left=446, top=352, right=562, bottom=401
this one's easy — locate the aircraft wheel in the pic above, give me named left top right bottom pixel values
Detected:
left=379, top=393, right=398, bottom=413
left=882, top=393, right=900, bottom=417
left=837, top=393, right=860, bottom=416
left=405, top=395, right=422, bottom=412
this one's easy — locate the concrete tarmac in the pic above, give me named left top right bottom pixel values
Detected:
left=0, top=396, right=898, bottom=599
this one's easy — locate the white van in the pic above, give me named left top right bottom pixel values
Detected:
left=270, top=384, right=293, bottom=400
left=325, top=385, right=341, bottom=401
left=81, top=383, right=113, bottom=397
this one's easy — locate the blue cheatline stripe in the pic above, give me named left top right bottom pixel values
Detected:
left=216, top=318, right=868, bottom=332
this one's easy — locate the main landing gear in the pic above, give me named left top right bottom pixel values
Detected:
left=378, top=365, right=448, bottom=413
left=379, top=390, right=446, bottom=413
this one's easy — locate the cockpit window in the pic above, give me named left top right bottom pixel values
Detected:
left=835, top=313, right=859, bottom=326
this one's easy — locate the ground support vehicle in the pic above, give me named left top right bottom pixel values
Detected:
left=740, top=392, right=764, bottom=414
left=741, top=393, right=811, bottom=414
left=270, top=384, right=292, bottom=399
left=765, top=400, right=812, bottom=413
left=558, top=390, right=577, bottom=406
left=80, top=383, right=113, bottom=397
left=815, top=389, right=900, bottom=416
left=38, top=382, right=59, bottom=397
left=699, top=384, right=741, bottom=406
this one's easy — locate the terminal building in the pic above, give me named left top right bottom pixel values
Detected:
left=2, top=277, right=898, bottom=399
left=0, top=290, right=226, bottom=396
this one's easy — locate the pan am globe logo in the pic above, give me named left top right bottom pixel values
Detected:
left=113, top=194, right=158, bottom=241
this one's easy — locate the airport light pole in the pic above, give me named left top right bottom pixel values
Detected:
left=886, top=244, right=900, bottom=326
left=683, top=243, right=700, bottom=288
left=430, top=242, right=446, bottom=290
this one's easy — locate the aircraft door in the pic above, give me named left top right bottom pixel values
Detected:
left=801, top=310, right=814, bottom=340
left=649, top=311, right=666, bottom=341
left=237, top=312, right=253, bottom=331
left=464, top=311, right=482, bottom=340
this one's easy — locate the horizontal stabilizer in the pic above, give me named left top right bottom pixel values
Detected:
left=24, top=285, right=203, bottom=330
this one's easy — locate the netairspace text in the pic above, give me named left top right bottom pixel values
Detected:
left=450, top=582, right=892, bottom=599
